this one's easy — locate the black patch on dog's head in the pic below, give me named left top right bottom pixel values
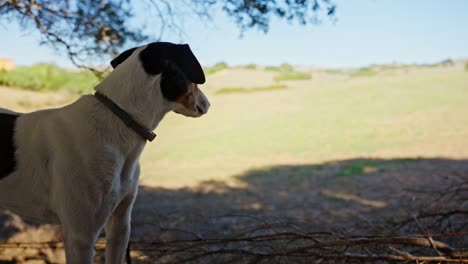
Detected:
left=110, top=47, right=138, bottom=68
left=110, top=42, right=205, bottom=102
left=160, top=61, right=190, bottom=101
left=139, top=42, right=205, bottom=85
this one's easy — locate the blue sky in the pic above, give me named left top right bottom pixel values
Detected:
left=0, top=0, right=467, bottom=68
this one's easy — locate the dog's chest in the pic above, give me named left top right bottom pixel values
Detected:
left=0, top=113, right=19, bottom=179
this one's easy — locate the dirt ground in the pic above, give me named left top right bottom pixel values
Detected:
left=1, top=158, right=466, bottom=263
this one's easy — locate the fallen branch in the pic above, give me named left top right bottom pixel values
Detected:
left=1, top=233, right=466, bottom=262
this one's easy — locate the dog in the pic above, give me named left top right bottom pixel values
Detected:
left=0, top=42, right=210, bottom=263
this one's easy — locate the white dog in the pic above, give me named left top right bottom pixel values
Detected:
left=0, top=42, right=210, bottom=263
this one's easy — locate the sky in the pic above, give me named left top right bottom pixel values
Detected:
left=0, top=0, right=467, bottom=68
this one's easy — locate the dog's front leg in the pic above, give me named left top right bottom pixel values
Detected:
left=105, top=193, right=136, bottom=264
left=63, top=227, right=100, bottom=264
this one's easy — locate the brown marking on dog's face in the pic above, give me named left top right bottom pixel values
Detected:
left=173, top=82, right=210, bottom=117
left=177, top=83, right=198, bottom=108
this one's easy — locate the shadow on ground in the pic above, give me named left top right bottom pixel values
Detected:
left=1, top=157, right=467, bottom=263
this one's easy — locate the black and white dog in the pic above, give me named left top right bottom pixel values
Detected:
left=0, top=42, right=210, bottom=263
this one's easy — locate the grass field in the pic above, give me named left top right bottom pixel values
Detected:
left=137, top=64, right=468, bottom=187
left=1, top=62, right=467, bottom=262
left=1, top=63, right=467, bottom=188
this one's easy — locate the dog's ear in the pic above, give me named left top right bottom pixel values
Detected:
left=160, top=60, right=190, bottom=101
left=139, top=42, right=206, bottom=84
left=110, top=47, right=138, bottom=68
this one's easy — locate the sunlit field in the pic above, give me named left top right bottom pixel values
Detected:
left=3, top=63, right=467, bottom=187
left=139, top=63, right=468, bottom=187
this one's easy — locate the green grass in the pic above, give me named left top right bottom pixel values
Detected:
left=265, top=63, right=312, bottom=81
left=204, top=62, right=228, bottom=75
left=350, top=67, right=378, bottom=77
left=0, top=63, right=99, bottom=93
left=336, top=159, right=420, bottom=177
left=323, top=69, right=346, bottom=75
left=274, top=71, right=312, bottom=81
left=244, top=64, right=257, bottom=70
left=216, top=84, right=288, bottom=94
left=5, top=63, right=468, bottom=187
left=265, top=63, right=294, bottom=72
left=338, top=164, right=378, bottom=177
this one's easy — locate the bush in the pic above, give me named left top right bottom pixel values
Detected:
left=438, top=59, right=455, bottom=67
left=204, top=62, right=228, bottom=75
left=265, top=63, right=311, bottom=81
left=265, top=65, right=279, bottom=71
left=350, top=67, right=378, bottom=77
left=465, top=62, right=468, bottom=71
left=279, top=63, right=294, bottom=72
left=0, top=63, right=98, bottom=93
left=244, top=64, right=257, bottom=70
left=265, top=63, right=294, bottom=72
left=274, top=71, right=312, bottom=81
left=323, top=69, right=346, bottom=75
left=216, top=84, right=288, bottom=95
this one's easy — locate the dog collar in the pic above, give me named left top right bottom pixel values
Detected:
left=94, top=92, right=156, bottom=142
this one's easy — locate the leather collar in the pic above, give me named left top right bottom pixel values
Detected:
left=94, top=92, right=156, bottom=142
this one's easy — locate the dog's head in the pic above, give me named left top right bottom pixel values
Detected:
left=110, top=42, right=210, bottom=117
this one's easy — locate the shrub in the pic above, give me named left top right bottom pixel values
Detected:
left=204, top=62, right=228, bottom=75
left=438, top=59, right=455, bottom=67
left=265, top=63, right=293, bottom=72
left=244, top=64, right=257, bottom=70
left=216, top=84, right=288, bottom=95
left=0, top=63, right=98, bottom=93
left=465, top=62, right=468, bottom=71
left=279, top=63, right=294, bottom=72
left=274, top=71, right=312, bottom=81
left=265, top=65, right=280, bottom=71
left=323, top=69, right=345, bottom=75
left=350, top=67, right=378, bottom=77
left=265, top=63, right=311, bottom=81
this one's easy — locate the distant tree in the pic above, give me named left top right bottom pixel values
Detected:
left=438, top=59, right=454, bottom=67
left=0, top=0, right=336, bottom=69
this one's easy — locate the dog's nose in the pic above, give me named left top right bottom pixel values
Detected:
left=196, top=90, right=210, bottom=114
left=196, top=101, right=210, bottom=114
left=196, top=104, right=204, bottom=114
left=203, top=100, right=210, bottom=113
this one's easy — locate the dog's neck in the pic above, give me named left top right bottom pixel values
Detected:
left=94, top=63, right=171, bottom=137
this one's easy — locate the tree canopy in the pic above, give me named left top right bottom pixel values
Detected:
left=0, top=0, right=336, bottom=68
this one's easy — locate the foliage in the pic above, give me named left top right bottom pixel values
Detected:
left=266, top=63, right=312, bottom=81
left=274, top=71, right=312, bottom=81
left=0, top=0, right=146, bottom=69
left=265, top=63, right=294, bottom=72
left=244, top=64, right=257, bottom=70
left=204, top=62, right=229, bottom=75
left=216, top=84, right=288, bottom=94
left=0, top=0, right=336, bottom=69
left=337, top=159, right=419, bottom=177
left=265, top=66, right=279, bottom=71
left=350, top=67, right=378, bottom=77
left=323, top=68, right=346, bottom=74
left=465, top=62, right=468, bottom=71
left=437, top=59, right=455, bottom=67
left=0, top=64, right=98, bottom=93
